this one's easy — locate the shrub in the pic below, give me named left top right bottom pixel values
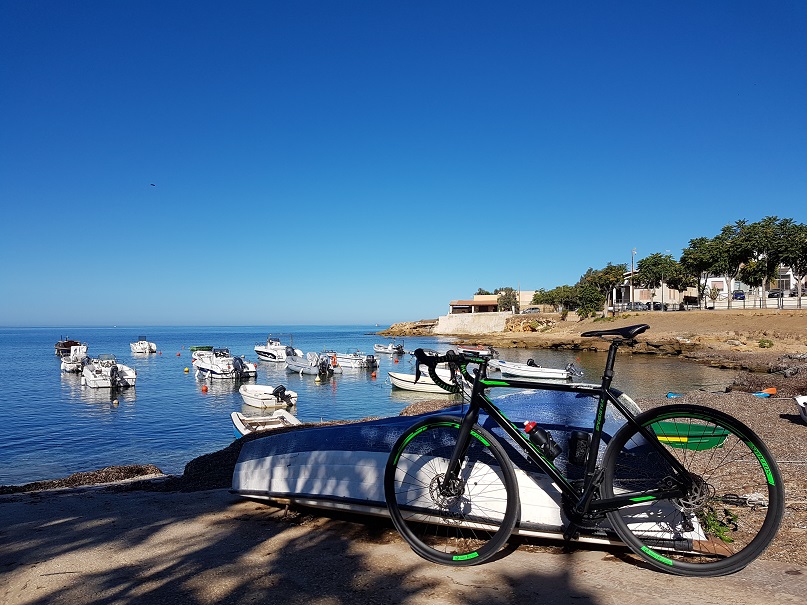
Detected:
left=758, top=339, right=774, bottom=349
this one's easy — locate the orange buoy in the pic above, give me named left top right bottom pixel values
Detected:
left=371, top=371, right=377, bottom=379
left=176, top=352, right=181, bottom=357
left=201, top=384, right=208, bottom=393
left=394, top=358, right=399, bottom=364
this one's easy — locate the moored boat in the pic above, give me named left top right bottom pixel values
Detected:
left=55, top=336, right=81, bottom=357
left=387, top=367, right=465, bottom=394
left=239, top=384, right=298, bottom=409
left=489, top=359, right=578, bottom=381
left=130, top=336, right=157, bottom=354
left=60, top=344, right=89, bottom=373
left=81, top=354, right=137, bottom=388
left=327, top=349, right=378, bottom=369
left=285, top=352, right=342, bottom=376
left=373, top=342, right=405, bottom=355
left=455, top=344, right=497, bottom=357
left=193, top=348, right=257, bottom=380
left=254, top=336, right=302, bottom=362
left=231, top=409, right=301, bottom=438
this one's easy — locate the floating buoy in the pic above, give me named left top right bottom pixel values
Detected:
left=371, top=371, right=377, bottom=379
left=158, top=351, right=162, bottom=355
left=315, top=375, right=321, bottom=382
left=112, top=399, right=119, bottom=406
left=184, top=367, right=189, bottom=373
left=201, top=384, right=208, bottom=393
left=176, top=352, right=181, bottom=357
left=394, top=358, right=399, bottom=364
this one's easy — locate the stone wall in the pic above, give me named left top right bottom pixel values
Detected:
left=433, top=312, right=511, bottom=335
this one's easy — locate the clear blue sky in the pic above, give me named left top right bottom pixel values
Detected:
left=1, top=1, right=805, bottom=327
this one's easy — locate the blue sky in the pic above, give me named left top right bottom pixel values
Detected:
left=1, top=1, right=805, bottom=327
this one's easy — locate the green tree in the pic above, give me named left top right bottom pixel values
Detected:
left=496, top=287, right=519, bottom=313
left=578, top=263, right=627, bottom=316
left=636, top=253, right=676, bottom=309
left=680, top=237, right=714, bottom=308
left=475, top=288, right=492, bottom=295
left=532, top=285, right=578, bottom=313
left=741, top=216, right=783, bottom=308
left=709, top=221, right=753, bottom=310
left=576, top=284, right=605, bottom=319
left=778, top=219, right=807, bottom=308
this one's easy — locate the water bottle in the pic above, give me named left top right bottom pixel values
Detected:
left=524, top=421, right=562, bottom=461
left=568, top=430, right=591, bottom=466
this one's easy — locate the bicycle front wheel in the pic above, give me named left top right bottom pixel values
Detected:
left=601, top=404, right=784, bottom=576
left=384, top=415, right=519, bottom=566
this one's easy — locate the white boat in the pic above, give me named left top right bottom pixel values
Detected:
left=327, top=350, right=378, bottom=369
left=456, top=344, right=497, bottom=357
left=193, top=348, right=257, bottom=380
left=490, top=359, right=577, bottom=381
left=231, top=409, right=302, bottom=438
left=796, top=395, right=807, bottom=424
left=60, top=344, right=89, bottom=373
left=388, top=367, right=466, bottom=394
left=285, top=352, right=342, bottom=376
left=81, top=354, right=137, bottom=388
left=130, top=336, right=157, bottom=354
left=239, top=384, right=299, bottom=409
left=254, top=336, right=302, bottom=362
left=373, top=342, right=405, bottom=355
left=233, top=390, right=649, bottom=547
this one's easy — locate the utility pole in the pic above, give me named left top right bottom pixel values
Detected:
left=630, top=248, right=636, bottom=308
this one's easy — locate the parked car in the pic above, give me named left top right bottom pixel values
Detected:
left=623, top=302, right=648, bottom=311
left=768, top=289, right=784, bottom=298
left=732, top=290, right=746, bottom=300
left=651, top=302, right=668, bottom=311
left=521, top=308, right=542, bottom=314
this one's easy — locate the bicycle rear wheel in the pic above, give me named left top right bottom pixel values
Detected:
left=601, top=404, right=784, bottom=576
left=384, top=415, right=519, bottom=566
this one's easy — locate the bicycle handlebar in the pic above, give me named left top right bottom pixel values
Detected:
left=413, top=348, right=487, bottom=394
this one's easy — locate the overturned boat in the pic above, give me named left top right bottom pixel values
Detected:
left=233, top=387, right=642, bottom=543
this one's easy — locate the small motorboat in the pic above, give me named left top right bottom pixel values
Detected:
left=795, top=395, right=807, bottom=424
left=455, top=344, right=497, bottom=358
left=489, top=359, right=578, bottom=381
left=55, top=336, right=81, bottom=357
left=81, top=354, right=137, bottom=388
left=285, top=352, right=342, bottom=376
left=373, top=342, right=405, bottom=355
left=327, top=350, right=378, bottom=369
left=130, top=336, right=157, bottom=354
left=254, top=336, right=302, bottom=362
left=60, top=344, right=89, bottom=373
left=193, top=348, right=257, bottom=380
left=239, top=384, right=299, bottom=409
left=388, top=367, right=467, bottom=394
left=231, top=409, right=301, bottom=438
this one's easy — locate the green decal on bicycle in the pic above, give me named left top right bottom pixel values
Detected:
left=630, top=495, right=657, bottom=503
left=747, top=441, right=775, bottom=485
left=640, top=546, right=674, bottom=567
left=452, top=552, right=480, bottom=561
left=480, top=379, right=510, bottom=387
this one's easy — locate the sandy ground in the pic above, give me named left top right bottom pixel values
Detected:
left=1, top=487, right=806, bottom=605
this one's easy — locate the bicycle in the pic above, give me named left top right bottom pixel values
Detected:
left=383, top=324, right=784, bottom=576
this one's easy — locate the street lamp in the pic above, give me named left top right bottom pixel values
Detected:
left=661, top=250, right=669, bottom=311
left=631, top=248, right=636, bottom=309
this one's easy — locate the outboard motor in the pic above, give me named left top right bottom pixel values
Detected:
left=318, top=357, right=331, bottom=376
left=272, top=384, right=289, bottom=403
left=526, top=358, right=537, bottom=367
left=285, top=346, right=296, bottom=358
left=232, top=356, right=246, bottom=377
left=109, top=364, right=122, bottom=388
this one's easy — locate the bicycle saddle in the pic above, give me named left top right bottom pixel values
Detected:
left=580, top=324, right=650, bottom=339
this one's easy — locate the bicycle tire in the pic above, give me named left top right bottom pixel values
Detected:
left=601, top=404, right=784, bottom=576
left=384, top=415, right=520, bottom=566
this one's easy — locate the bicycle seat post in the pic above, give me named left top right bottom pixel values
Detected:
left=600, top=339, right=621, bottom=391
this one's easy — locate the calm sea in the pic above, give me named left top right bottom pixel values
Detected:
left=0, top=325, right=735, bottom=486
